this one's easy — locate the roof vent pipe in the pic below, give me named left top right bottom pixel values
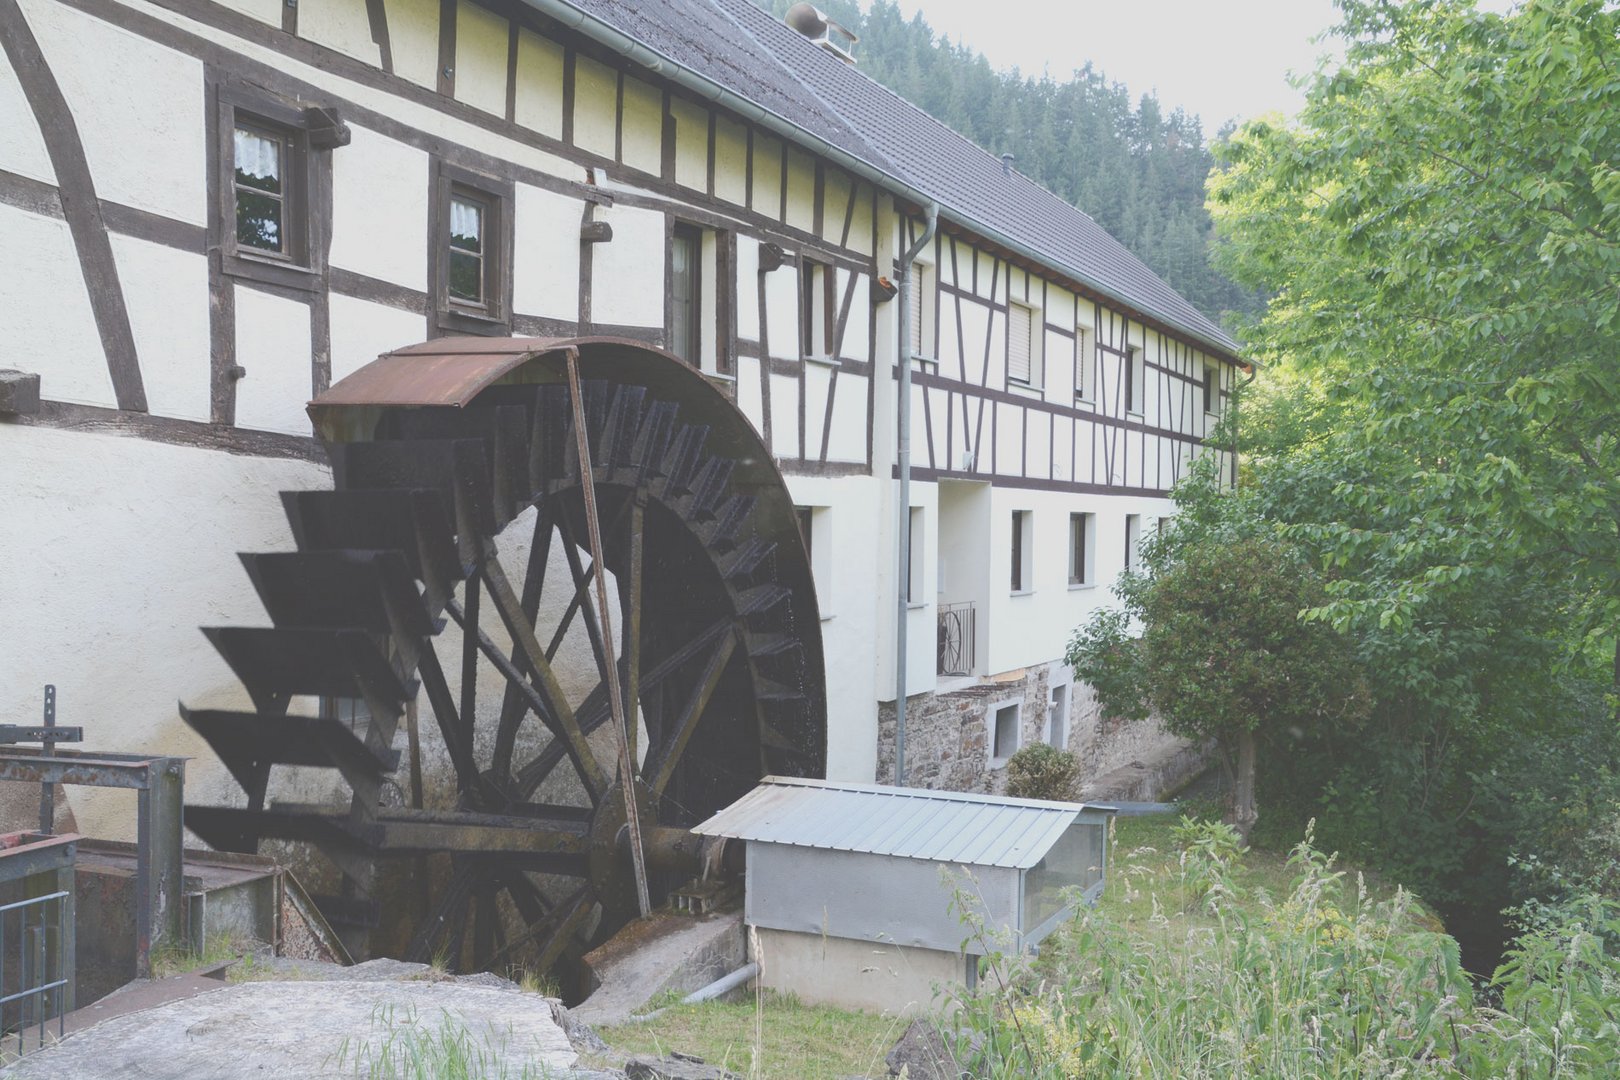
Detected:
left=1001, top=153, right=1014, bottom=176
left=784, top=3, right=859, bottom=63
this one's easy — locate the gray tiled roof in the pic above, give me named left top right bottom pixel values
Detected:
left=557, top=0, right=1240, bottom=357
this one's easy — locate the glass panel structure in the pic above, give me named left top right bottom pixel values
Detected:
left=234, top=125, right=286, bottom=254
left=1022, top=819, right=1105, bottom=939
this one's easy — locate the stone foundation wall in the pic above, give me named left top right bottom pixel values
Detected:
left=875, top=664, right=1197, bottom=798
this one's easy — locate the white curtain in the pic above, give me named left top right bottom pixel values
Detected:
left=450, top=198, right=483, bottom=247
left=233, top=128, right=281, bottom=182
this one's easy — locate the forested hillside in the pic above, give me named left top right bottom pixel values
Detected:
left=758, top=0, right=1262, bottom=324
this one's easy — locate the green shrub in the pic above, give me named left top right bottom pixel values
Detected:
left=1004, top=743, right=1080, bottom=802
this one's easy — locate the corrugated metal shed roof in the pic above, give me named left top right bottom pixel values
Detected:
left=691, top=776, right=1109, bottom=869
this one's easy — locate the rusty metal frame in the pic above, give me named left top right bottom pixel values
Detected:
left=0, top=749, right=183, bottom=978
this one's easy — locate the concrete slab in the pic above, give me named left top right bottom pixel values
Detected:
left=574, top=911, right=745, bottom=1026
left=0, top=979, right=582, bottom=1078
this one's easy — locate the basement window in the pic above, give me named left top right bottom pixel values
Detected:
left=990, top=701, right=1021, bottom=764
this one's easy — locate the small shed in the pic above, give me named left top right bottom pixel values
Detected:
left=691, top=777, right=1113, bottom=1014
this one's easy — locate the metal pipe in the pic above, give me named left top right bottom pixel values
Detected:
left=626, top=961, right=761, bottom=1022
left=893, top=205, right=938, bottom=787
left=512, top=0, right=1236, bottom=363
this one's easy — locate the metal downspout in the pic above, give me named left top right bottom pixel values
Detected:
left=894, top=204, right=937, bottom=786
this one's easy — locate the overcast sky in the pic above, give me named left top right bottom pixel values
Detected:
left=877, top=0, right=1349, bottom=134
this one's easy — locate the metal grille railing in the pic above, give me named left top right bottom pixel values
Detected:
left=937, top=601, right=976, bottom=677
left=0, top=888, right=71, bottom=1054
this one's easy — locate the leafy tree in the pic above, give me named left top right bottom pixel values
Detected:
left=1067, top=470, right=1372, bottom=838
left=1208, top=0, right=1620, bottom=710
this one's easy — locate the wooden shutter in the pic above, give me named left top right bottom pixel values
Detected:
left=1008, top=305, right=1032, bottom=383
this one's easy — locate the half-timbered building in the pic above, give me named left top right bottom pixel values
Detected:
left=1, top=0, right=1242, bottom=849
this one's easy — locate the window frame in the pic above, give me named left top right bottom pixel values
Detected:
left=214, top=86, right=323, bottom=292
left=909, top=259, right=935, bottom=362
left=1045, top=682, right=1069, bottom=749
left=431, top=159, right=514, bottom=337
left=1125, top=513, right=1141, bottom=571
left=1126, top=345, right=1145, bottom=416
left=1007, top=300, right=1040, bottom=388
left=1203, top=364, right=1219, bottom=416
left=799, top=255, right=834, bottom=360
left=1069, top=511, right=1095, bottom=587
left=670, top=221, right=704, bottom=367
left=1011, top=509, right=1033, bottom=594
left=1074, top=328, right=1094, bottom=404
left=988, top=699, right=1023, bottom=765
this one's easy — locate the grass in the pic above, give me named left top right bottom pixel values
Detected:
left=1098, top=812, right=1439, bottom=932
left=337, top=1004, right=555, bottom=1080
left=599, top=991, right=909, bottom=1080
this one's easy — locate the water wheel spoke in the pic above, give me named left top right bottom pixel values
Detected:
left=493, top=505, right=554, bottom=783
left=414, top=639, right=485, bottom=800
left=484, top=883, right=592, bottom=974
left=513, top=616, right=734, bottom=798
left=649, top=631, right=739, bottom=797
left=620, top=498, right=646, bottom=764
left=473, top=881, right=497, bottom=971
left=558, top=516, right=610, bottom=686
left=453, top=569, right=611, bottom=801
left=543, top=562, right=594, bottom=663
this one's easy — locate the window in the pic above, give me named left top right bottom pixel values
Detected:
left=1204, top=364, right=1219, bottom=415
left=991, top=702, right=1021, bottom=763
left=800, top=256, right=831, bottom=358
left=1011, top=510, right=1033, bottom=592
left=1125, top=514, right=1141, bottom=571
left=448, top=190, right=492, bottom=307
left=909, top=261, right=934, bottom=360
left=214, top=88, right=341, bottom=291
left=1126, top=346, right=1145, bottom=414
left=1075, top=329, right=1093, bottom=402
left=671, top=223, right=702, bottom=365
left=1008, top=302, right=1036, bottom=386
left=796, top=505, right=833, bottom=617
left=1047, top=683, right=1069, bottom=749
left=233, top=123, right=294, bottom=257
left=433, top=161, right=512, bottom=334
left=1069, top=512, right=1094, bottom=586
left=905, top=506, right=924, bottom=603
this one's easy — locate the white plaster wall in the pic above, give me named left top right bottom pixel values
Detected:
left=0, top=206, right=114, bottom=406
left=512, top=29, right=564, bottom=140
left=982, top=489, right=1176, bottom=677
left=212, top=0, right=282, bottom=26
left=785, top=473, right=882, bottom=781
left=111, top=233, right=211, bottom=422
left=713, top=116, right=748, bottom=207
left=589, top=205, right=663, bottom=327
left=802, top=365, right=831, bottom=460
left=763, top=265, right=799, bottom=361
left=750, top=135, right=781, bottom=219
left=233, top=285, right=315, bottom=435
left=733, top=236, right=760, bottom=342
left=328, top=292, right=427, bottom=383
left=618, top=75, right=662, bottom=176
left=330, top=125, right=430, bottom=292
left=733, top=355, right=763, bottom=433
left=453, top=0, right=509, bottom=118
left=783, top=149, right=815, bottom=234
left=670, top=97, right=707, bottom=192
left=571, top=54, right=617, bottom=162
left=767, top=373, right=798, bottom=456
left=21, top=0, right=205, bottom=226
left=299, top=0, right=382, bottom=67
left=512, top=183, right=581, bottom=321
left=0, top=56, right=53, bottom=184
left=386, top=0, right=440, bottom=90
left=0, top=426, right=329, bottom=841
left=826, top=372, right=866, bottom=463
